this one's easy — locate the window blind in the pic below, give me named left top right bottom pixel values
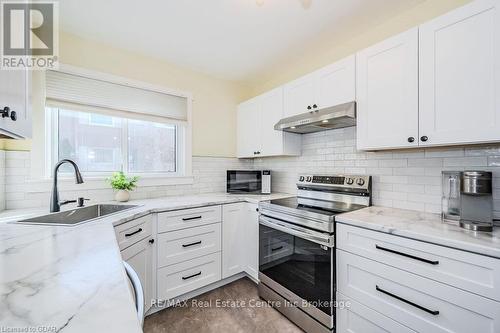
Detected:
left=45, top=70, right=188, bottom=122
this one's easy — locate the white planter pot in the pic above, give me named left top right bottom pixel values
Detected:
left=115, top=190, right=130, bottom=202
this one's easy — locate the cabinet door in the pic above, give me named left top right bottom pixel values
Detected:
left=419, top=0, right=500, bottom=146
left=356, top=28, right=419, bottom=150
left=260, top=87, right=284, bottom=156
left=222, top=203, right=245, bottom=278
left=283, top=74, right=315, bottom=117
left=121, top=237, right=154, bottom=312
left=0, top=69, right=31, bottom=138
left=237, top=98, right=261, bottom=158
left=314, top=55, right=356, bottom=109
left=244, top=203, right=259, bottom=280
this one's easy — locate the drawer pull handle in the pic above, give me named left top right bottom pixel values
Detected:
left=182, top=240, right=202, bottom=248
left=271, top=245, right=283, bottom=252
left=376, top=285, right=439, bottom=316
left=375, top=245, right=439, bottom=265
left=125, top=228, right=143, bottom=237
left=182, top=216, right=202, bottom=221
left=182, top=271, right=202, bottom=280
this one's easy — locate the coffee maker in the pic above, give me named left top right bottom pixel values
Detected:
left=442, top=171, right=494, bottom=232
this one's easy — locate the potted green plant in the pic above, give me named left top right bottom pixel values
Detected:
left=108, top=172, right=139, bottom=202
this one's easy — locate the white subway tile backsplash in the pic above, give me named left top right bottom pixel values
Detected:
left=254, top=127, right=500, bottom=217
left=443, top=156, right=488, bottom=167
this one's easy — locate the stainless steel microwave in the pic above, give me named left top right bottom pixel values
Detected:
left=226, top=170, right=271, bottom=194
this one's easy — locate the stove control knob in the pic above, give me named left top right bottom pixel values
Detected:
left=356, top=178, right=365, bottom=186
left=299, top=176, right=305, bottom=182
left=306, top=176, right=312, bottom=182
left=346, top=178, right=354, bottom=185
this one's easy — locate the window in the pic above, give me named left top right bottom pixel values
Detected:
left=48, top=107, right=181, bottom=176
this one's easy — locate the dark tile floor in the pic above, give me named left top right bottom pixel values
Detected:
left=144, top=277, right=303, bottom=333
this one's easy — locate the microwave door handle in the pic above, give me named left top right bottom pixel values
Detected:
left=259, top=216, right=334, bottom=247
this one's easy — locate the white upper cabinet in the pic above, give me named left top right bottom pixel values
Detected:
left=237, top=87, right=301, bottom=159
left=419, top=0, right=500, bottom=146
left=0, top=69, right=31, bottom=139
left=356, top=28, right=419, bottom=150
left=283, top=73, right=315, bottom=118
left=314, top=55, right=356, bottom=109
left=237, top=97, right=261, bottom=158
left=284, top=55, right=356, bottom=118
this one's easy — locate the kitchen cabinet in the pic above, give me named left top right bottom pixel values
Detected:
left=419, top=0, right=500, bottom=146
left=237, top=97, right=261, bottom=158
left=357, top=0, right=500, bottom=151
left=243, top=203, right=259, bottom=280
left=356, top=28, right=419, bottom=150
left=221, top=203, right=260, bottom=280
left=336, top=223, right=500, bottom=333
left=283, top=55, right=355, bottom=118
left=121, top=236, right=154, bottom=313
left=283, top=73, right=315, bottom=118
left=0, top=68, right=31, bottom=138
left=237, top=87, right=301, bottom=158
left=222, top=203, right=246, bottom=278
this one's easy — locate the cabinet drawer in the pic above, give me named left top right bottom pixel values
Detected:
left=337, top=250, right=500, bottom=333
left=158, top=205, right=222, bottom=232
left=114, top=215, right=152, bottom=250
left=337, top=223, right=500, bottom=301
left=157, top=253, right=221, bottom=300
left=336, top=292, right=416, bottom=333
left=157, top=223, right=221, bottom=268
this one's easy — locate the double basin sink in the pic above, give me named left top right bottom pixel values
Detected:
left=16, top=204, right=139, bottom=226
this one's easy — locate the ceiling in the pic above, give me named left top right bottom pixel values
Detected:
left=59, top=0, right=424, bottom=84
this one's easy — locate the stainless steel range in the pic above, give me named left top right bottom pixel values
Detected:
left=258, top=174, right=372, bottom=333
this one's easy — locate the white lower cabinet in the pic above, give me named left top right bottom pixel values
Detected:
left=152, top=202, right=261, bottom=303
left=157, top=253, right=221, bottom=300
left=222, top=202, right=260, bottom=280
left=222, top=203, right=246, bottom=278
left=120, top=232, right=155, bottom=313
left=336, top=225, right=500, bottom=333
left=243, top=203, right=259, bottom=280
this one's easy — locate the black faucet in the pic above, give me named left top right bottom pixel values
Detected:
left=50, top=159, right=84, bottom=212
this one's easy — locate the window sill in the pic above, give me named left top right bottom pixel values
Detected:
left=24, top=176, right=195, bottom=193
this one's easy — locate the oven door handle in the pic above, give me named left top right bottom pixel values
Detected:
left=259, top=215, right=334, bottom=248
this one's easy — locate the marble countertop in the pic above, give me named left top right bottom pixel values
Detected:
left=0, top=192, right=293, bottom=332
left=337, top=206, right=500, bottom=259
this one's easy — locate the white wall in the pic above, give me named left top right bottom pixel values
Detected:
left=254, top=127, right=500, bottom=219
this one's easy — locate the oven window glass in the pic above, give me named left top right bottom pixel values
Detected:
left=227, top=171, right=262, bottom=193
left=259, top=224, right=332, bottom=315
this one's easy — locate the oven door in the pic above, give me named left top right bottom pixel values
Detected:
left=226, top=170, right=262, bottom=194
left=258, top=214, right=334, bottom=329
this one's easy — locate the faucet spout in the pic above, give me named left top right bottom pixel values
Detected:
left=50, top=159, right=84, bottom=213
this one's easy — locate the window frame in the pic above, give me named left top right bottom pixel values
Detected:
left=46, top=106, right=184, bottom=178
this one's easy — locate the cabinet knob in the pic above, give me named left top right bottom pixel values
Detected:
left=10, top=111, right=17, bottom=121
left=1, top=106, right=10, bottom=118
left=407, top=137, right=415, bottom=143
left=313, top=104, right=318, bottom=109
left=307, top=105, right=312, bottom=110
left=420, top=136, right=428, bottom=142
left=149, top=239, right=155, bottom=244
left=256, top=208, right=259, bottom=212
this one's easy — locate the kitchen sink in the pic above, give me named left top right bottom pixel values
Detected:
left=15, top=204, right=140, bottom=226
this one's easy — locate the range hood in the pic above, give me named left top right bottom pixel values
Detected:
left=274, top=101, right=356, bottom=134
